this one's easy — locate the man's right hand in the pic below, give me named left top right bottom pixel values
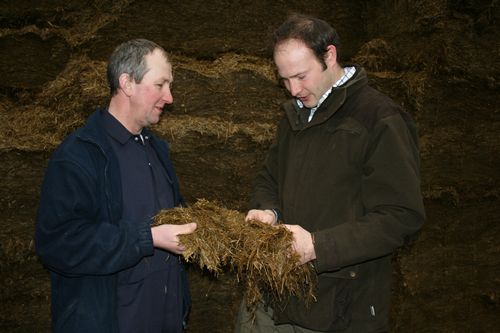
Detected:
left=151, top=223, right=197, bottom=254
left=245, top=209, right=278, bottom=225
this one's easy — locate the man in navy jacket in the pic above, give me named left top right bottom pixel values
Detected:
left=35, top=39, right=196, bottom=333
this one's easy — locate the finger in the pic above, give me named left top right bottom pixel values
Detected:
left=245, top=210, right=257, bottom=221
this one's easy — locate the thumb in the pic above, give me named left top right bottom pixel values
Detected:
left=178, top=222, right=197, bottom=235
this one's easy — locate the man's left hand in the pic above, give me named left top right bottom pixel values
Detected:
left=283, top=224, right=316, bottom=265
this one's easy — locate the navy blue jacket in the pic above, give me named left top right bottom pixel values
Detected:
left=35, top=108, right=186, bottom=332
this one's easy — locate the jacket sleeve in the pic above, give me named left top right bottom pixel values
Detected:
left=35, top=154, right=154, bottom=277
left=313, top=113, right=426, bottom=273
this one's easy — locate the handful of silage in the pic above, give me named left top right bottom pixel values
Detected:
left=153, top=199, right=316, bottom=311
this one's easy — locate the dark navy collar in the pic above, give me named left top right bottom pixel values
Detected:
left=103, top=109, right=137, bottom=145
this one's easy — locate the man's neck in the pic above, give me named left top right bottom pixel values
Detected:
left=331, top=63, right=345, bottom=87
left=108, top=97, right=142, bottom=135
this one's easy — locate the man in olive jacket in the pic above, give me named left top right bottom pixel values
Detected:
left=234, top=15, right=425, bottom=333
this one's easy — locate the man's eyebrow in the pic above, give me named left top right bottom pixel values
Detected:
left=158, top=77, right=173, bottom=84
left=280, top=71, right=307, bottom=80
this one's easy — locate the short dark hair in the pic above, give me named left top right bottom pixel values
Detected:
left=270, top=14, right=341, bottom=70
left=107, top=39, right=169, bottom=96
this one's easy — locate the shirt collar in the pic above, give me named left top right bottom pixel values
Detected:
left=296, top=66, right=356, bottom=122
left=103, top=109, right=137, bottom=145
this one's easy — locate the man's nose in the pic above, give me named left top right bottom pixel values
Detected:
left=288, top=79, right=301, bottom=97
left=162, top=86, right=173, bottom=104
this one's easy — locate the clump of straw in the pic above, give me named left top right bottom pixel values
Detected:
left=153, top=199, right=316, bottom=311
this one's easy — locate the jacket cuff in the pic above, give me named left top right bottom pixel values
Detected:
left=137, top=222, right=154, bottom=257
left=270, top=208, right=282, bottom=223
left=311, top=229, right=338, bottom=273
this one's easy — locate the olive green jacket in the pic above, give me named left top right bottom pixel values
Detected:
left=249, top=66, right=425, bottom=332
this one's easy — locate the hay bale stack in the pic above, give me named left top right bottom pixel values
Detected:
left=153, top=199, right=316, bottom=310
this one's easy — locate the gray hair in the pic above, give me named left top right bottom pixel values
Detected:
left=107, top=39, right=169, bottom=96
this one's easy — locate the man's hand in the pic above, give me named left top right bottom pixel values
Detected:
left=283, top=224, right=316, bottom=265
left=151, top=223, right=197, bottom=254
left=245, top=209, right=278, bottom=225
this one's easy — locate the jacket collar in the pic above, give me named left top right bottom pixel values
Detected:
left=77, top=107, right=156, bottom=149
left=284, top=65, right=368, bottom=131
left=77, top=107, right=111, bottom=148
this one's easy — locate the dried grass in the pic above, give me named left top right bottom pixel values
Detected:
left=172, top=53, right=275, bottom=82
left=0, top=52, right=276, bottom=151
left=154, top=115, right=275, bottom=144
left=0, top=55, right=107, bottom=151
left=153, top=199, right=316, bottom=312
left=352, top=38, right=396, bottom=72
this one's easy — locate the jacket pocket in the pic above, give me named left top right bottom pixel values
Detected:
left=272, top=275, right=352, bottom=331
left=325, top=122, right=364, bottom=168
left=326, top=120, right=362, bottom=136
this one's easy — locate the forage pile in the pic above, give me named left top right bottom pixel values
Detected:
left=153, top=199, right=316, bottom=311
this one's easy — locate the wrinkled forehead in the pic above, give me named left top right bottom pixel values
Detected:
left=146, top=48, right=171, bottom=66
left=145, top=49, right=173, bottom=79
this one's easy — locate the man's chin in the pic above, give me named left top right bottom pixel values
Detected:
left=148, top=115, right=162, bottom=126
left=304, top=102, right=317, bottom=109
left=299, top=97, right=317, bottom=109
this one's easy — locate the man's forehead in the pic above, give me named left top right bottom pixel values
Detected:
left=144, top=51, right=172, bottom=77
left=145, top=49, right=170, bottom=65
left=274, top=40, right=315, bottom=66
left=274, top=38, right=309, bottom=53
left=274, top=40, right=315, bottom=76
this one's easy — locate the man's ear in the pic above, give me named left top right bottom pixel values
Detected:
left=324, top=45, right=338, bottom=67
left=118, top=73, right=134, bottom=96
